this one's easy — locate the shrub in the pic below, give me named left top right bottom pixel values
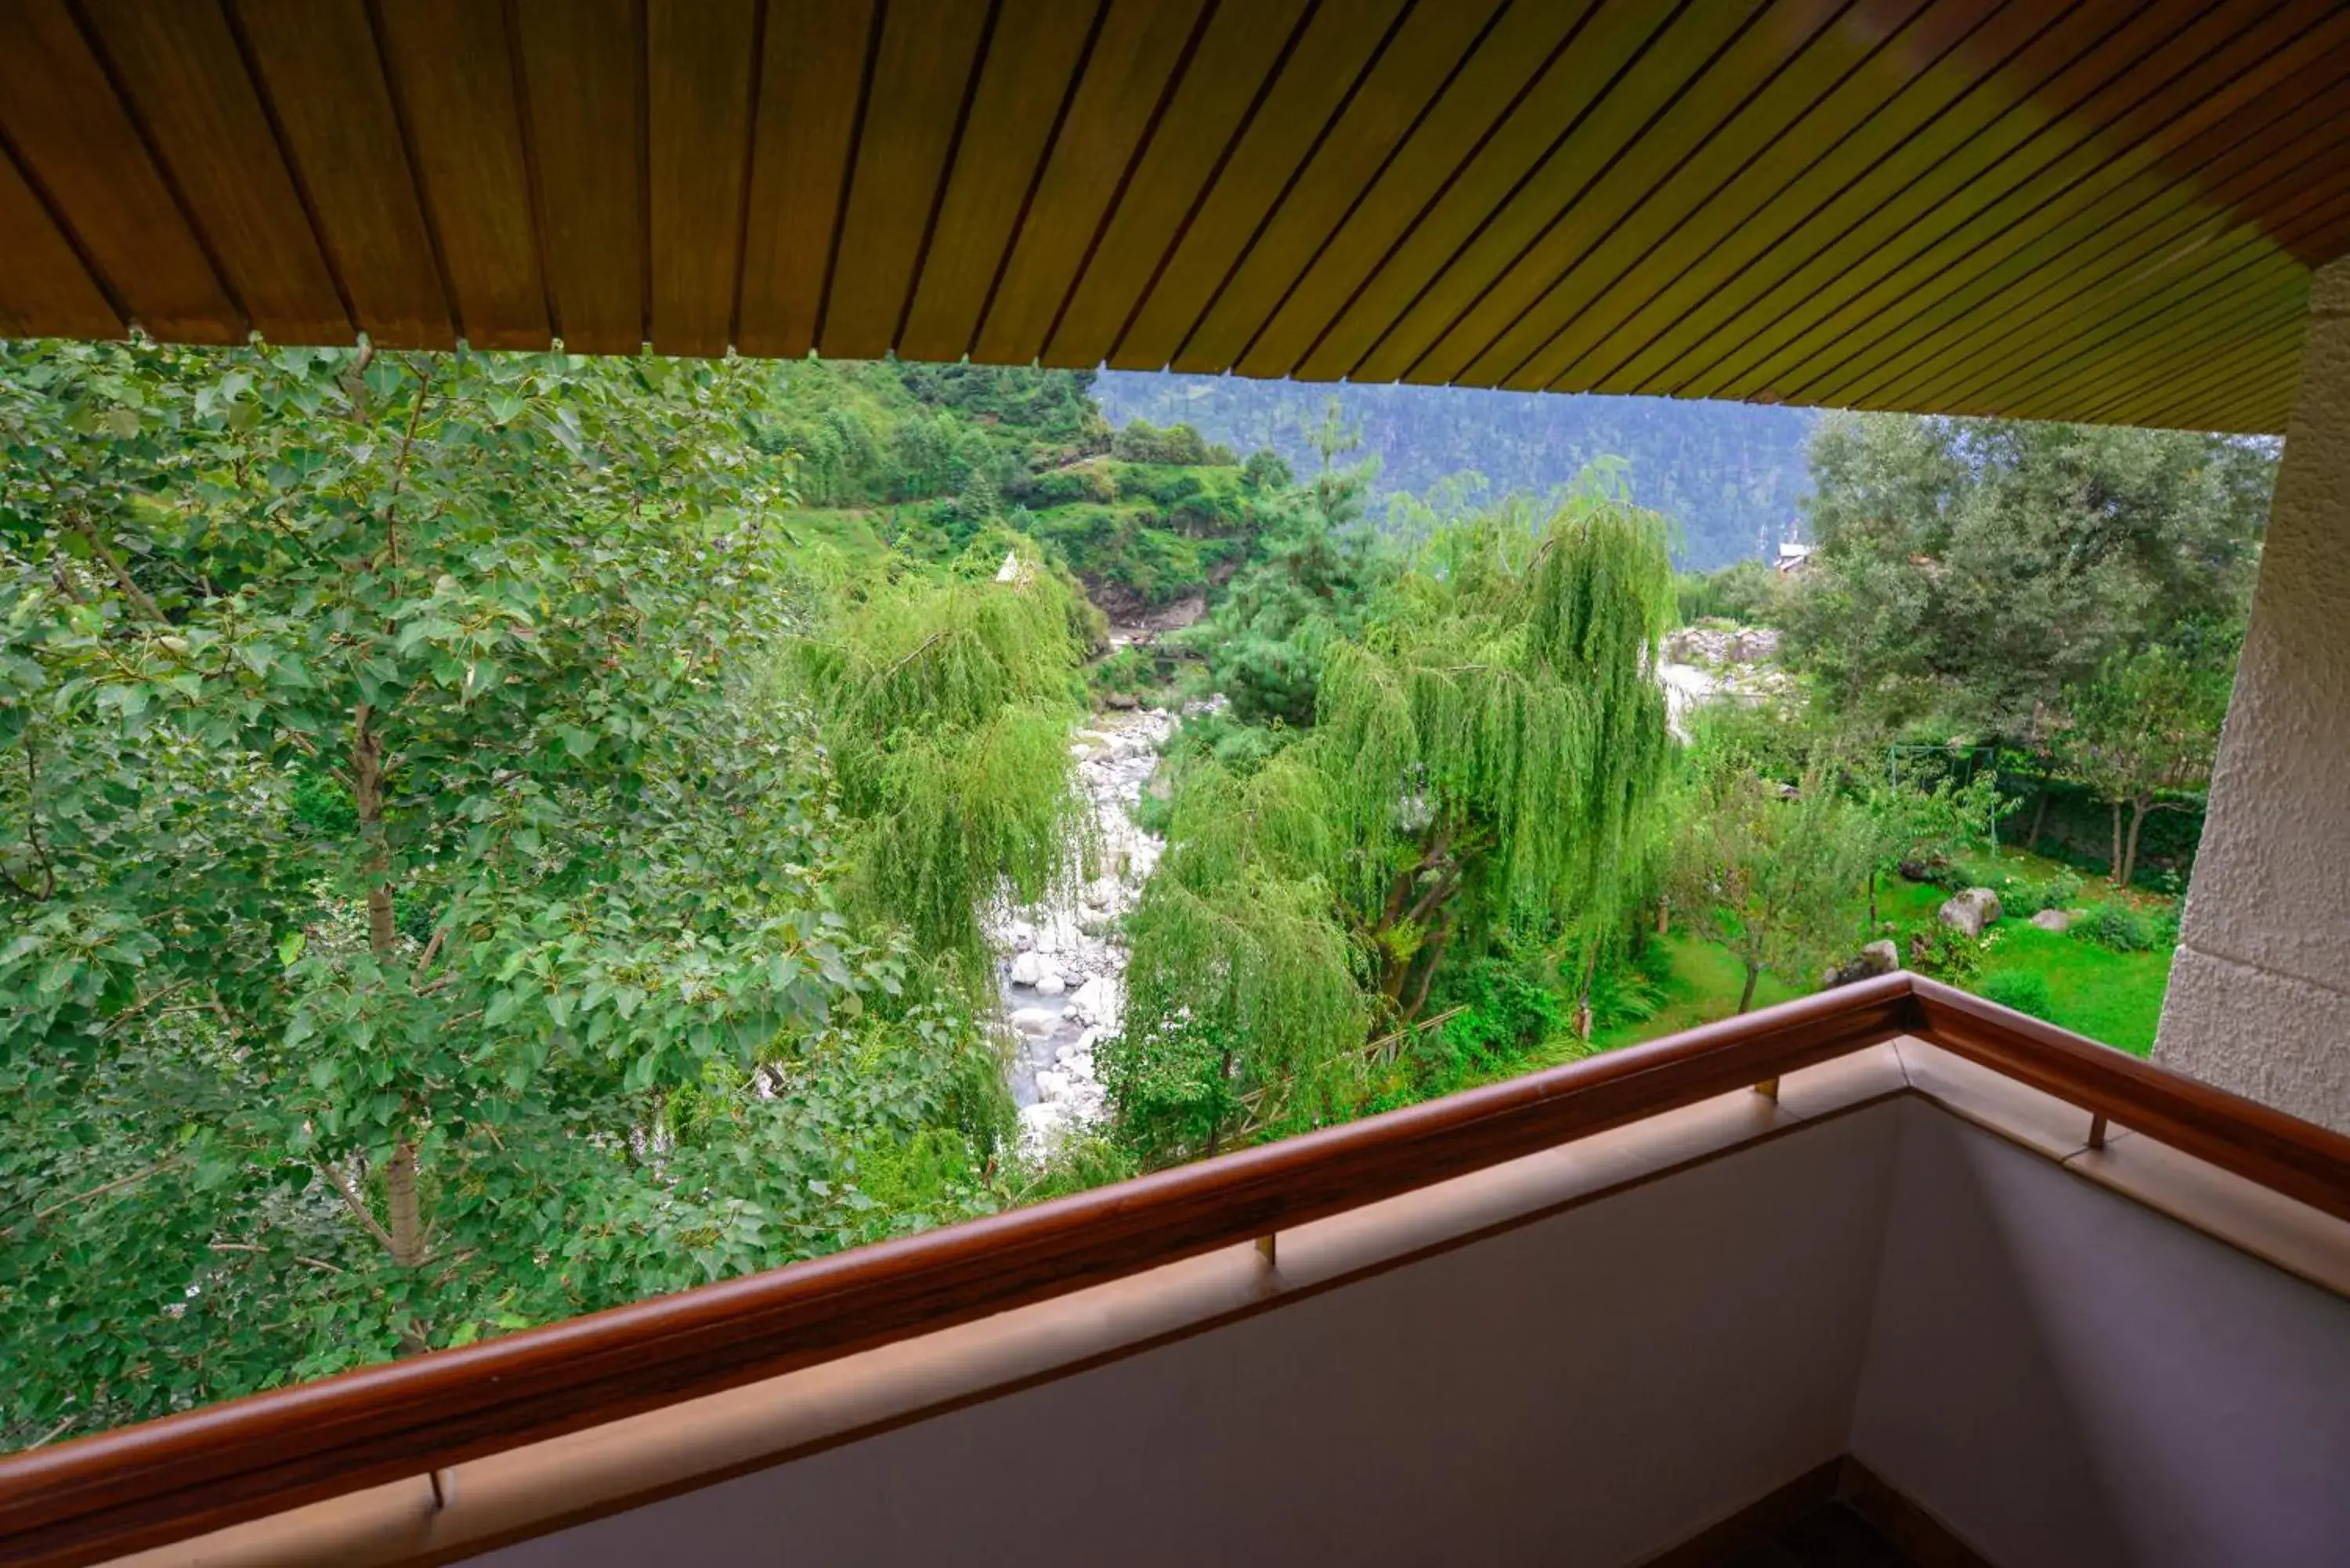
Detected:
left=1982, top=969, right=2053, bottom=1020
left=1904, top=922, right=1983, bottom=985
left=1990, top=868, right=2083, bottom=917
left=2075, top=901, right=2157, bottom=952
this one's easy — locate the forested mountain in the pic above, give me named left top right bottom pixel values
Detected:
left=1094, top=372, right=1817, bottom=569
left=754, top=360, right=1284, bottom=614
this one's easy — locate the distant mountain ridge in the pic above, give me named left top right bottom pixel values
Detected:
left=1094, top=372, right=1817, bottom=570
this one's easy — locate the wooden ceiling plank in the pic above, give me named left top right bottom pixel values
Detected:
left=1944, top=264, right=2301, bottom=431
left=2182, top=353, right=2305, bottom=435
left=1294, top=2, right=1672, bottom=384
left=0, top=145, right=121, bottom=339
left=370, top=0, right=548, bottom=349
left=1674, top=0, right=2228, bottom=403
left=1927, top=172, right=2350, bottom=410
left=1844, top=77, right=2350, bottom=414
left=644, top=0, right=758, bottom=358
left=1232, top=0, right=1600, bottom=381
left=230, top=0, right=451, bottom=348
left=1728, top=14, right=2350, bottom=408
left=1175, top=0, right=1509, bottom=376
left=2010, top=286, right=2308, bottom=427
left=1133, top=0, right=1415, bottom=375
left=819, top=0, right=992, bottom=359
left=1361, top=0, right=1777, bottom=387
left=2092, top=327, right=2306, bottom=432
left=735, top=0, right=874, bottom=360
left=2265, top=179, right=2350, bottom=262
left=1449, top=0, right=1866, bottom=391
left=1491, top=0, right=1946, bottom=394
left=1563, top=0, right=2051, bottom=396
left=2063, top=309, right=2308, bottom=431
left=900, top=0, right=1101, bottom=365
left=1873, top=175, right=2323, bottom=417
left=1876, top=227, right=2294, bottom=418
left=0, top=0, right=240, bottom=342
left=1622, top=1, right=2142, bottom=399
left=971, top=0, right=1208, bottom=366
left=512, top=0, right=642, bottom=354
left=1773, top=3, right=2338, bottom=409
left=78, top=0, right=348, bottom=345
left=1054, top=0, right=1309, bottom=369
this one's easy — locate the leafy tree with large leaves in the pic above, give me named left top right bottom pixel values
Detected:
left=1106, top=482, right=1676, bottom=1164
left=0, top=341, right=1018, bottom=1448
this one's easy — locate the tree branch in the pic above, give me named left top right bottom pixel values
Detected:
left=74, top=525, right=165, bottom=624
left=317, top=1158, right=400, bottom=1256
left=9, top=1156, right=181, bottom=1236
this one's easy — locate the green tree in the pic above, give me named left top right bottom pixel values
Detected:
left=790, top=542, right=1091, bottom=968
left=1107, top=483, right=1676, bottom=1163
left=1855, top=767, right=2003, bottom=927
left=1670, top=756, right=1876, bottom=1013
left=2058, top=644, right=2232, bottom=890
left=0, top=341, right=1007, bottom=1447
left=1785, top=413, right=2270, bottom=742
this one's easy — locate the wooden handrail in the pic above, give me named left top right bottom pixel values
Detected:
left=3, top=971, right=2347, bottom=1568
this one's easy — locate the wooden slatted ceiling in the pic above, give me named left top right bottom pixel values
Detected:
left=2, top=0, right=2344, bottom=434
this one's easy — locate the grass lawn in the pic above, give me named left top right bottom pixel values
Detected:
left=1594, top=846, right=2174, bottom=1059
left=1590, top=935, right=1802, bottom=1053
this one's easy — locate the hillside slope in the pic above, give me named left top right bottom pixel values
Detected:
left=1094, top=372, right=1816, bottom=569
left=761, top=361, right=1278, bottom=614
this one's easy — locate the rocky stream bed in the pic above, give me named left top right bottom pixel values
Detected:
left=992, top=703, right=1176, bottom=1159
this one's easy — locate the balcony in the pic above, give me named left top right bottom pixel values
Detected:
left=6, top=974, right=2345, bottom=1568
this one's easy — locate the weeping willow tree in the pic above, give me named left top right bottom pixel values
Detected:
left=1107, top=482, right=1676, bottom=1164
left=790, top=540, right=1091, bottom=971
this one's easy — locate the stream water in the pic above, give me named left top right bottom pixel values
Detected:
left=991, top=703, right=1175, bottom=1158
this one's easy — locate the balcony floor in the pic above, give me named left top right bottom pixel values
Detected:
left=1732, top=1501, right=1916, bottom=1568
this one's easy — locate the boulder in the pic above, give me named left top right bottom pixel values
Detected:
left=1071, top=975, right=1122, bottom=1028
left=1102, top=692, right=1138, bottom=710
left=1008, top=950, right=1044, bottom=988
left=1037, top=972, right=1066, bottom=997
left=1824, top=938, right=1902, bottom=989
left=1937, top=887, right=2003, bottom=938
left=1896, top=858, right=1941, bottom=883
left=2030, top=908, right=2071, bottom=933
left=1018, top=1100, right=1070, bottom=1158
left=1009, top=1006, right=1061, bottom=1035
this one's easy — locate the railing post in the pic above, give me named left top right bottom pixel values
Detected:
left=2088, top=1111, right=2109, bottom=1151
left=1256, top=1233, right=1276, bottom=1266
left=1755, top=1077, right=1781, bottom=1102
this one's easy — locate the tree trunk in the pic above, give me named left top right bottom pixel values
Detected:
left=2121, top=797, right=2150, bottom=892
left=1397, top=911, right=1455, bottom=1027
left=1737, top=959, right=1760, bottom=1015
left=1656, top=896, right=1671, bottom=937
left=1203, top=1048, right=1231, bottom=1158
left=351, top=703, right=394, bottom=954
left=2027, top=786, right=2052, bottom=851
left=1867, top=868, right=1878, bottom=928
left=2108, top=799, right=2125, bottom=887
left=385, top=1140, right=425, bottom=1266
left=385, top=1138, right=430, bottom=1355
